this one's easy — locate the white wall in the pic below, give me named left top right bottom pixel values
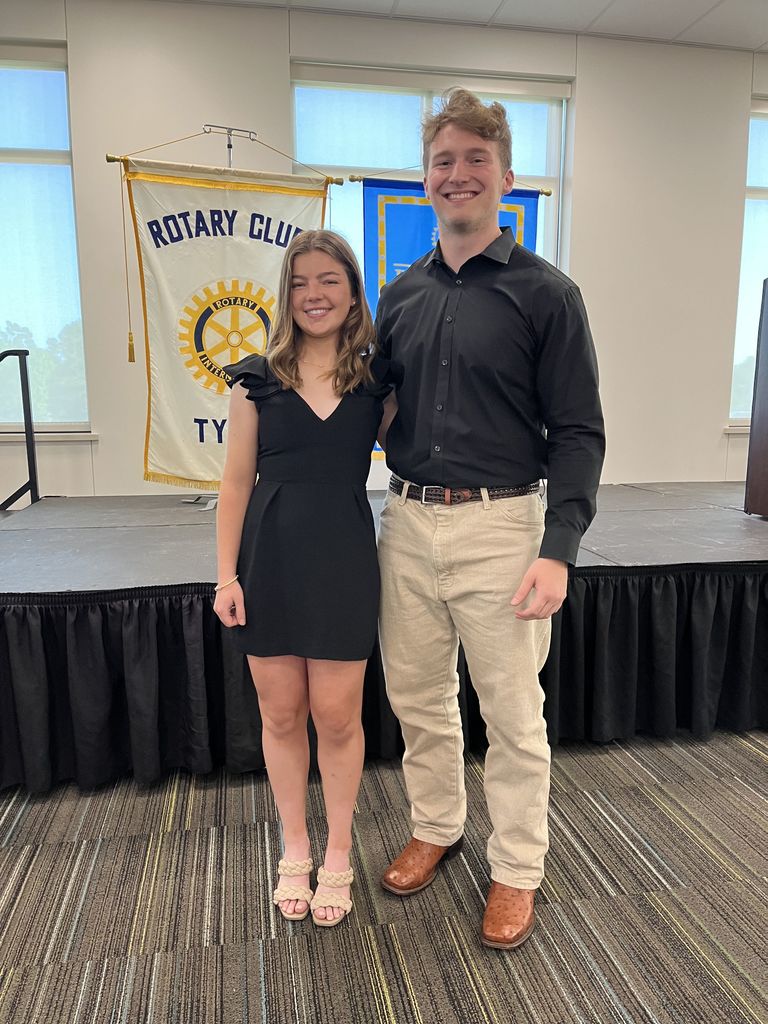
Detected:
left=1, top=0, right=761, bottom=502
left=754, top=53, right=768, bottom=96
left=0, top=0, right=65, bottom=42
left=289, top=10, right=576, bottom=79
left=566, top=35, right=752, bottom=482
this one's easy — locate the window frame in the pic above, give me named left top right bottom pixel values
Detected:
left=731, top=102, right=768, bottom=427
left=0, top=53, right=90, bottom=433
left=290, top=65, right=568, bottom=270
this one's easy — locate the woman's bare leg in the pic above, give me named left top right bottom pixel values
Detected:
left=307, top=658, right=366, bottom=921
left=248, top=654, right=311, bottom=917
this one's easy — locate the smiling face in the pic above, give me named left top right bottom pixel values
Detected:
left=424, top=123, right=514, bottom=238
left=289, top=249, right=355, bottom=349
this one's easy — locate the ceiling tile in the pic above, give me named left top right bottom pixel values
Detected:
left=676, top=0, right=768, bottom=49
left=589, top=0, right=722, bottom=40
left=142, top=0, right=290, bottom=4
left=491, top=0, right=611, bottom=32
left=290, top=0, right=394, bottom=11
left=394, top=0, right=501, bottom=22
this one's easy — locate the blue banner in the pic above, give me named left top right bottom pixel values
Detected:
left=362, top=178, right=540, bottom=313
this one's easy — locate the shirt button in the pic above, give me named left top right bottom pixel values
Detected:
left=446, top=315, right=453, bottom=323
left=436, top=403, right=443, bottom=411
left=441, top=359, right=448, bottom=366
left=455, top=279, right=462, bottom=285
left=434, top=445, right=441, bottom=452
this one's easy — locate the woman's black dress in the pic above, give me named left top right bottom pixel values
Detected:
left=223, top=353, right=393, bottom=661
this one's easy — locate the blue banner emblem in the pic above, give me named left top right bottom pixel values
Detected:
left=363, top=178, right=540, bottom=313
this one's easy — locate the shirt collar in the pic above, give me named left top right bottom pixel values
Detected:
left=425, top=225, right=516, bottom=267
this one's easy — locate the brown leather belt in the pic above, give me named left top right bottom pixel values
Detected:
left=389, top=476, right=540, bottom=506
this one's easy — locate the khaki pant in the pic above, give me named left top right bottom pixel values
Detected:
left=378, top=483, right=552, bottom=889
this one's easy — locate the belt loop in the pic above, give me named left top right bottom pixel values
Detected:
left=398, top=479, right=411, bottom=506
left=480, top=486, right=491, bottom=510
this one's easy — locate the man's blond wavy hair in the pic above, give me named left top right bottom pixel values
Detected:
left=267, top=230, right=375, bottom=394
left=422, top=87, right=512, bottom=174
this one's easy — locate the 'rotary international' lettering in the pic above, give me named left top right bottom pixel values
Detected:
left=199, top=354, right=230, bottom=378
left=211, top=296, right=258, bottom=311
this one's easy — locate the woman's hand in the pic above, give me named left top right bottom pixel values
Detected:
left=378, top=392, right=398, bottom=450
left=213, top=579, right=246, bottom=627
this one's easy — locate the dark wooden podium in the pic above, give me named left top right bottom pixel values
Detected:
left=745, top=279, right=768, bottom=516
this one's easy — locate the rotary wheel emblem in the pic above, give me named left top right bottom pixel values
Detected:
left=178, top=279, right=276, bottom=394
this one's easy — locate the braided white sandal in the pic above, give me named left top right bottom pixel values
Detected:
left=310, top=865, right=354, bottom=928
left=272, top=858, right=314, bottom=921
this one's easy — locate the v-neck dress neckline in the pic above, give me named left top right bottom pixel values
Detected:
left=290, top=388, right=345, bottom=424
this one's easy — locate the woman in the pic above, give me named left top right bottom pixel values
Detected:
left=213, top=230, right=396, bottom=927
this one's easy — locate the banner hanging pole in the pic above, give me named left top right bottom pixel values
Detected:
left=107, top=128, right=344, bottom=183
left=203, top=123, right=258, bottom=168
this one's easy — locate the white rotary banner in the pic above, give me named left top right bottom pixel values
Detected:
left=124, top=157, right=328, bottom=488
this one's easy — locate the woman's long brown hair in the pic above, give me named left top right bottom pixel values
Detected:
left=267, top=229, right=376, bottom=394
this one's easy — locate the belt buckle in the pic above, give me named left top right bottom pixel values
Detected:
left=420, top=484, right=431, bottom=505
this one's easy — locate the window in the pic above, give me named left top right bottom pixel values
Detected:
left=732, top=110, right=768, bottom=420
left=292, top=69, right=566, bottom=284
left=0, top=62, right=88, bottom=427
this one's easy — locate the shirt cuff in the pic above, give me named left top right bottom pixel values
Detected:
left=539, top=525, right=582, bottom=567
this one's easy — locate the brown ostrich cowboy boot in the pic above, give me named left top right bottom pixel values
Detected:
left=481, top=881, right=536, bottom=949
left=381, top=836, right=464, bottom=895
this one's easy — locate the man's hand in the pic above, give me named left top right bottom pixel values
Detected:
left=511, top=558, right=568, bottom=620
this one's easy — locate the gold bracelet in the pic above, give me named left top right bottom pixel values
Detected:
left=214, top=574, right=239, bottom=591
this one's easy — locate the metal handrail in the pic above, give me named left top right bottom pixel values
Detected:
left=0, top=349, right=40, bottom=509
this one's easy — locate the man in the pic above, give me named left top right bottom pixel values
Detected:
left=375, top=88, right=605, bottom=949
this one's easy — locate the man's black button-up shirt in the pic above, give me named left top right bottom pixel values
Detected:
left=375, top=227, right=606, bottom=565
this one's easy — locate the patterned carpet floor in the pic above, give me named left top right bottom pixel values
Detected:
left=0, top=731, right=766, bottom=1024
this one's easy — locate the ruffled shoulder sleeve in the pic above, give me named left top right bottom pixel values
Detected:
left=223, top=354, right=282, bottom=406
left=360, top=353, right=402, bottom=399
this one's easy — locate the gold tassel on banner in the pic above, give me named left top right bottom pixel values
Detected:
left=118, top=160, right=136, bottom=362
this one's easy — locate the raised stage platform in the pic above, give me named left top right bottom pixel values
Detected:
left=1, top=483, right=767, bottom=792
